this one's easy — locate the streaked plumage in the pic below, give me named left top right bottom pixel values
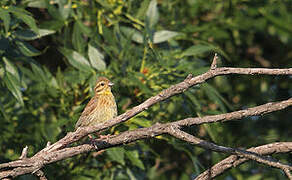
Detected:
left=75, top=77, right=117, bottom=129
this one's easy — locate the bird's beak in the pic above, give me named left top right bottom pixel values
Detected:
left=108, top=82, right=114, bottom=87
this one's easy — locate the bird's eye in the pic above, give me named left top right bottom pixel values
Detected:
left=100, top=82, right=105, bottom=86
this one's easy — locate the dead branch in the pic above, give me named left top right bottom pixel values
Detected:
left=1, top=63, right=292, bottom=179
left=195, top=142, right=292, bottom=180
left=1, top=98, right=291, bottom=178
left=43, top=66, right=292, bottom=153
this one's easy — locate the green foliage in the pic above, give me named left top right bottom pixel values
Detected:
left=0, top=0, right=291, bottom=179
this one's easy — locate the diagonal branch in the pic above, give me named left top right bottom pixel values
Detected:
left=284, top=169, right=292, bottom=180
left=195, top=142, right=292, bottom=180
left=167, top=127, right=292, bottom=176
left=174, top=98, right=292, bottom=126
left=44, top=67, right=292, bottom=152
left=1, top=65, right=292, bottom=178
left=1, top=98, right=291, bottom=178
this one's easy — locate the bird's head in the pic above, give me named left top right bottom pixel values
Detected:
left=94, top=77, right=114, bottom=95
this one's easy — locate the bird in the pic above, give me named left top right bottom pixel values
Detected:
left=75, top=77, right=117, bottom=130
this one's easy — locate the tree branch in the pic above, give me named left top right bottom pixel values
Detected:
left=43, top=67, right=292, bottom=153
left=195, top=142, right=292, bottom=180
left=1, top=98, right=291, bottom=178
left=283, top=169, right=292, bottom=180
left=174, top=98, right=292, bottom=126
left=166, top=126, right=292, bottom=177
left=1, top=65, right=291, bottom=178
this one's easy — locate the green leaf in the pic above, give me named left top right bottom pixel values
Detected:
left=203, top=124, right=218, bottom=142
left=46, top=1, right=62, bottom=21
left=24, top=0, right=46, bottom=8
left=136, top=0, right=151, bottom=19
left=182, top=45, right=215, bottom=57
left=120, top=26, right=144, bottom=44
left=182, top=44, right=229, bottom=60
left=260, top=8, right=292, bottom=33
left=0, top=100, right=9, bottom=120
left=15, top=40, right=41, bottom=57
left=30, top=63, right=48, bottom=83
left=58, top=0, right=71, bottom=20
left=59, top=48, right=91, bottom=72
left=153, top=30, right=179, bottom=44
left=130, top=117, right=151, bottom=128
left=72, top=22, right=85, bottom=53
left=0, top=37, right=9, bottom=54
left=0, top=66, right=4, bottom=78
left=38, top=29, right=56, bottom=38
left=202, top=83, right=227, bottom=113
left=146, top=0, right=159, bottom=29
left=0, top=8, right=10, bottom=33
left=204, top=83, right=233, bottom=110
left=77, top=20, right=92, bottom=36
left=3, top=57, right=20, bottom=82
left=3, top=72, right=23, bottom=106
left=14, top=29, right=56, bottom=40
left=128, top=74, right=152, bottom=94
left=125, top=150, right=145, bottom=170
left=88, top=45, right=106, bottom=71
left=126, top=168, right=137, bottom=180
left=107, top=147, right=125, bottom=165
left=246, top=174, right=262, bottom=180
left=39, top=20, right=64, bottom=31
left=43, top=67, right=59, bottom=89
left=184, top=91, right=201, bottom=110
left=8, top=7, right=38, bottom=33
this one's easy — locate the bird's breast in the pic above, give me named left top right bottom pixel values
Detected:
left=89, top=94, right=117, bottom=124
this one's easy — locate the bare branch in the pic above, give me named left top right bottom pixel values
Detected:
left=1, top=66, right=292, bottom=178
left=195, top=142, right=292, bottom=180
left=210, top=53, right=218, bottom=69
left=167, top=126, right=292, bottom=174
left=34, top=97, right=292, bottom=166
left=283, top=169, right=292, bottom=180
left=45, top=67, right=292, bottom=153
left=174, top=98, right=292, bottom=126
left=46, top=142, right=51, bottom=147
left=1, top=97, right=291, bottom=178
left=19, top=146, right=28, bottom=160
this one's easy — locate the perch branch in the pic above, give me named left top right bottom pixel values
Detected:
left=1, top=65, right=292, bottom=178
left=44, top=67, right=292, bottom=153
left=1, top=98, right=291, bottom=178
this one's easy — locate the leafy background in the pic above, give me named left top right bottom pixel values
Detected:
left=0, top=0, right=291, bottom=179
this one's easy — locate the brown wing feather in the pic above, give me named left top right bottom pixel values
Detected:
left=75, top=96, right=98, bottom=129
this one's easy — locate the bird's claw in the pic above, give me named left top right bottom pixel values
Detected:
left=88, top=134, right=110, bottom=150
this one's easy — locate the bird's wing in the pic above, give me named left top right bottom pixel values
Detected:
left=75, top=97, right=97, bottom=129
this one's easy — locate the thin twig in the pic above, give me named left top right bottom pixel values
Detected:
left=19, top=146, right=28, bottom=159
left=210, top=53, right=218, bottom=69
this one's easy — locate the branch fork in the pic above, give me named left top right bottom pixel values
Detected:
left=1, top=54, right=292, bottom=179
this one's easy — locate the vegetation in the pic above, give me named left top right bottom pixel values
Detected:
left=0, top=0, right=291, bottom=179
